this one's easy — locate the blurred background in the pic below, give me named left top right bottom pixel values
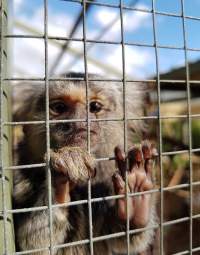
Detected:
left=10, top=0, right=200, bottom=78
left=9, top=0, right=200, bottom=253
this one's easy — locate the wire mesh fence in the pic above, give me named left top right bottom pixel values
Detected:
left=1, top=0, right=200, bottom=254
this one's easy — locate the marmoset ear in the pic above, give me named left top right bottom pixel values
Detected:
left=12, top=83, right=42, bottom=121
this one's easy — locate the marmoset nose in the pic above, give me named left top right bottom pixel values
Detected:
left=60, top=122, right=88, bottom=134
left=64, top=123, right=73, bottom=132
left=74, top=121, right=87, bottom=131
left=56, top=123, right=73, bottom=135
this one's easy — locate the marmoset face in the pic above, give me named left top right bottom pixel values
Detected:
left=19, top=73, right=144, bottom=163
left=24, top=78, right=121, bottom=159
left=48, top=80, right=116, bottom=150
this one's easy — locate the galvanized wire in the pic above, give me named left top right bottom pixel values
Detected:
left=50, top=0, right=94, bottom=74
left=44, top=0, right=54, bottom=254
left=4, top=114, right=200, bottom=126
left=82, top=0, right=94, bottom=254
left=0, top=0, right=8, bottom=254
left=1, top=0, right=200, bottom=254
left=180, top=1, right=193, bottom=254
left=64, top=0, right=140, bottom=71
left=119, top=0, right=130, bottom=253
left=3, top=181, right=200, bottom=215
left=5, top=33, right=200, bottom=51
left=152, top=0, right=164, bottom=254
left=4, top=145, right=200, bottom=171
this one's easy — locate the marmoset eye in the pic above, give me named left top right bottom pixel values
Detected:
left=90, top=101, right=103, bottom=113
left=50, top=101, right=68, bottom=115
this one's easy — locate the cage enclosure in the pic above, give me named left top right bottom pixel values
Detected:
left=1, top=0, right=200, bottom=255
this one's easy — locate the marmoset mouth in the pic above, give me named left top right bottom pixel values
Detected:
left=65, top=128, right=98, bottom=147
left=75, top=128, right=97, bottom=136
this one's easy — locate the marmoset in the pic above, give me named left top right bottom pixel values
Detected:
left=13, top=73, right=158, bottom=255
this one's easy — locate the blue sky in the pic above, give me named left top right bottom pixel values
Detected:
left=12, top=0, right=200, bottom=78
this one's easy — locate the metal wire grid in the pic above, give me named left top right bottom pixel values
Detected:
left=0, top=0, right=200, bottom=254
left=0, top=1, right=8, bottom=254
left=180, top=1, right=193, bottom=254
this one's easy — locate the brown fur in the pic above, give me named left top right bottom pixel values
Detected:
left=13, top=73, right=157, bottom=254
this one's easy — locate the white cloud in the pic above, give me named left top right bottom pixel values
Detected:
left=13, top=6, right=77, bottom=76
left=48, top=12, right=74, bottom=37
left=96, top=9, right=117, bottom=27
left=15, top=6, right=74, bottom=36
left=13, top=36, right=45, bottom=76
left=12, top=4, right=154, bottom=79
left=124, top=9, right=150, bottom=31
left=100, top=45, right=153, bottom=78
left=96, top=4, right=150, bottom=34
left=125, top=46, right=152, bottom=68
left=14, top=0, right=23, bottom=5
left=14, top=0, right=24, bottom=11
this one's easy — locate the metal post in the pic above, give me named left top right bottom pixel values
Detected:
left=0, top=0, right=15, bottom=254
